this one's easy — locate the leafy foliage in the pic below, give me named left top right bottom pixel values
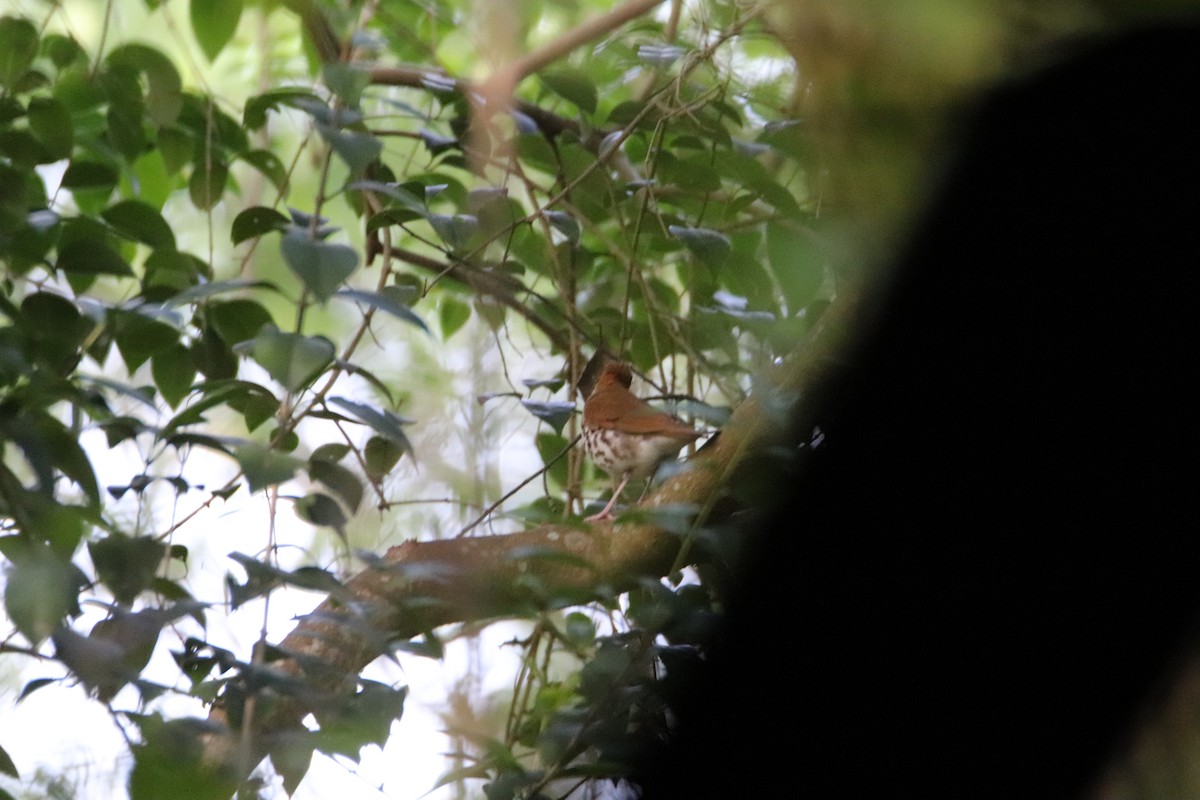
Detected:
left=0, top=0, right=856, bottom=796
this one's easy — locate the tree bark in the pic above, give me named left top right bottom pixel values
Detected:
left=201, top=281, right=862, bottom=784
left=197, top=1, right=864, bottom=787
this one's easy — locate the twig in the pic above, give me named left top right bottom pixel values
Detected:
left=500, top=0, right=666, bottom=84
left=454, top=433, right=582, bottom=537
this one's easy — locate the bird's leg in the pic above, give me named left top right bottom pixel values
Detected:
left=585, top=472, right=631, bottom=521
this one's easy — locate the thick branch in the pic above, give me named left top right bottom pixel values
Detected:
left=202, top=283, right=863, bottom=781
left=504, top=0, right=665, bottom=83
left=199, top=0, right=848, bottom=785
left=285, top=0, right=342, bottom=62
left=289, top=0, right=661, bottom=146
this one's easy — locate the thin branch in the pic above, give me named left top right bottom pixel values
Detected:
left=455, top=433, right=582, bottom=538
left=389, top=245, right=574, bottom=352
left=291, top=0, right=666, bottom=147
left=201, top=281, right=864, bottom=783
left=286, top=0, right=342, bottom=62
left=367, top=65, right=584, bottom=141
left=500, top=0, right=667, bottom=84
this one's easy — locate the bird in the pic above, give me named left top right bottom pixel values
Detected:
left=581, top=361, right=704, bottom=521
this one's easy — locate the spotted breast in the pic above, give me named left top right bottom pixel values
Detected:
left=581, top=362, right=703, bottom=521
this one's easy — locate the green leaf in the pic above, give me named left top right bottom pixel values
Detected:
left=243, top=87, right=323, bottom=130
left=47, top=429, right=101, bottom=508
left=0, top=741, right=17, bottom=778
left=312, top=681, right=407, bottom=758
left=0, top=16, right=39, bottom=90
left=438, top=297, right=470, bottom=339
left=365, top=207, right=423, bottom=232
left=0, top=414, right=100, bottom=513
left=55, top=613, right=165, bottom=701
left=705, top=289, right=775, bottom=323
left=347, top=179, right=428, bottom=214
left=329, top=397, right=413, bottom=452
left=188, top=158, right=228, bottom=210
left=427, top=213, right=478, bottom=251
left=191, top=325, right=235, bottom=381
left=100, top=419, right=148, bottom=450
left=473, top=296, right=505, bottom=332
left=80, top=375, right=155, bottom=409
left=178, top=93, right=248, bottom=152
left=106, top=44, right=183, bottom=126
left=234, top=443, right=303, bottom=493
left=759, top=118, right=809, bottom=162
left=237, top=148, right=287, bottom=189
left=231, top=206, right=289, bottom=245
left=363, top=435, right=404, bottom=480
left=112, top=307, right=182, bottom=372
left=719, top=234, right=777, bottom=311
left=190, top=0, right=243, bottom=62
left=157, top=126, right=193, bottom=174
left=17, top=677, right=60, bottom=703
left=418, top=127, right=457, bottom=154
left=102, top=66, right=147, bottom=160
left=88, top=534, right=167, bottom=606
left=162, top=379, right=278, bottom=436
left=280, top=228, right=359, bottom=302
left=241, top=324, right=334, bottom=393
left=0, top=129, right=48, bottom=168
left=152, top=343, right=196, bottom=408
left=669, top=225, right=731, bottom=270
left=754, top=178, right=802, bottom=215
left=0, top=536, right=26, bottom=563
left=128, top=717, right=234, bottom=800
left=543, top=211, right=580, bottom=246
left=143, top=250, right=209, bottom=297
left=4, top=545, right=85, bottom=646
left=323, top=63, right=371, bottom=107
left=311, top=443, right=351, bottom=463
left=103, top=199, right=176, bottom=250
left=535, top=432, right=571, bottom=488
left=164, top=278, right=280, bottom=307
left=5, top=209, right=57, bottom=274
left=26, top=97, right=74, bottom=160
left=521, top=400, right=575, bottom=435
left=224, top=553, right=343, bottom=608
left=308, top=458, right=364, bottom=513
left=661, top=153, right=722, bottom=193
left=335, top=288, right=429, bottom=334
left=521, top=375, right=565, bottom=392
left=19, top=291, right=89, bottom=370
left=563, top=611, right=596, bottom=646
left=207, top=299, right=272, bottom=346
left=231, top=390, right=279, bottom=433
left=430, top=764, right=490, bottom=793
left=42, top=32, right=87, bottom=68
left=316, top=124, right=382, bottom=176
left=267, top=731, right=316, bottom=796
left=294, top=492, right=347, bottom=537
left=766, top=220, right=825, bottom=312
left=539, top=67, right=597, bottom=115
left=56, top=238, right=134, bottom=277
left=61, top=160, right=119, bottom=192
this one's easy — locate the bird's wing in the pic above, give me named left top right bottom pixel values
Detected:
left=589, top=389, right=700, bottom=438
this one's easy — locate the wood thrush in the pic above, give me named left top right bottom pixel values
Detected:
left=582, top=362, right=704, bottom=521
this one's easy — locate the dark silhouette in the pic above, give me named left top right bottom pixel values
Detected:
left=639, top=18, right=1200, bottom=799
